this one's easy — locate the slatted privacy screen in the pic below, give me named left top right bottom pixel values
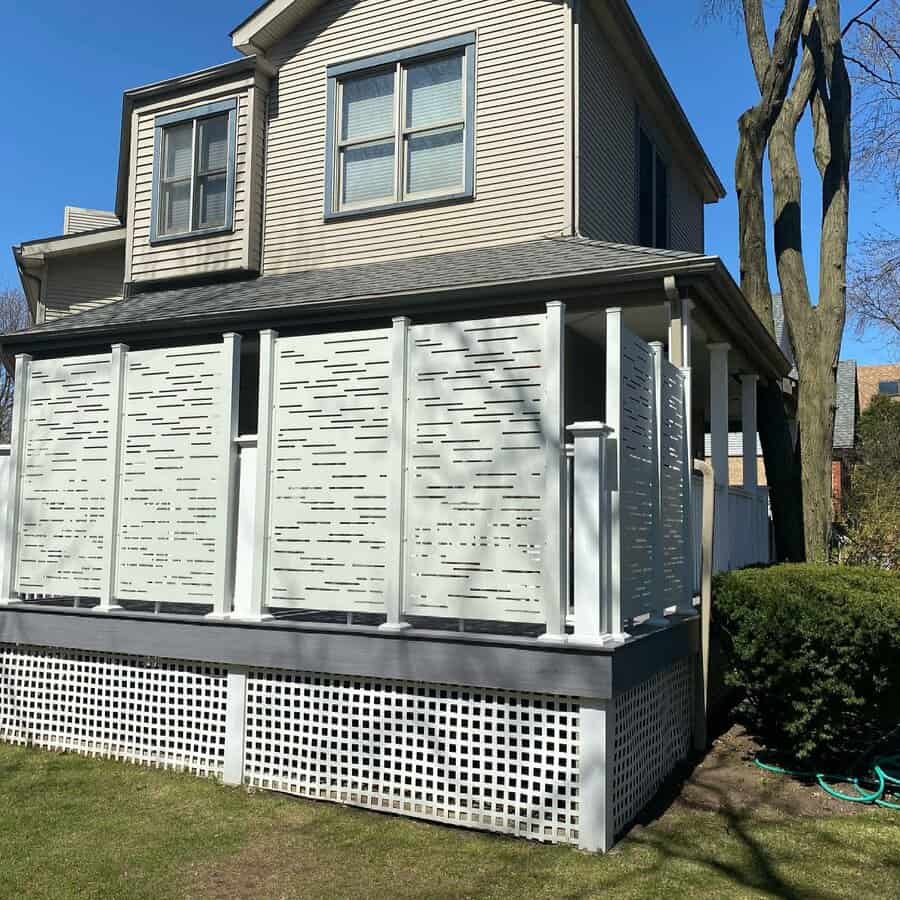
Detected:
left=14, top=355, right=114, bottom=597
left=657, top=360, right=691, bottom=611
left=264, top=329, right=392, bottom=612
left=608, top=317, right=659, bottom=625
left=403, top=315, right=548, bottom=622
left=115, top=343, right=237, bottom=606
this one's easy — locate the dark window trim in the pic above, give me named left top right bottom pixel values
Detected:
left=324, top=33, right=476, bottom=221
left=150, top=98, right=238, bottom=245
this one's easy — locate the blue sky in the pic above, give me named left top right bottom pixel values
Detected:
left=1, top=0, right=895, bottom=363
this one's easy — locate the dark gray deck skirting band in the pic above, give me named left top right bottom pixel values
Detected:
left=0, top=607, right=699, bottom=700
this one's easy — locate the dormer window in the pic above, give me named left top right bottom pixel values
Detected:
left=150, top=99, right=237, bottom=242
left=638, top=126, right=670, bottom=250
left=325, top=33, right=476, bottom=219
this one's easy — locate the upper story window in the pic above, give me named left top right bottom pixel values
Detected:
left=879, top=380, right=900, bottom=397
left=638, top=126, right=670, bottom=250
left=151, top=99, right=237, bottom=243
left=325, top=33, right=476, bottom=219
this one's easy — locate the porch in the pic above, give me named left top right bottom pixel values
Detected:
left=0, top=243, right=784, bottom=851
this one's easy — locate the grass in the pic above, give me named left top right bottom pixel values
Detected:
left=1, top=742, right=899, bottom=900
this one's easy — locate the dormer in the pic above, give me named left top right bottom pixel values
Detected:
left=116, top=57, right=273, bottom=290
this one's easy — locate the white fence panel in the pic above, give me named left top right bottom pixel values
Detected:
left=658, top=360, right=690, bottom=611
left=403, top=315, right=547, bottom=622
left=15, top=355, right=113, bottom=597
left=608, top=313, right=658, bottom=626
left=115, top=343, right=236, bottom=606
left=265, top=329, right=392, bottom=612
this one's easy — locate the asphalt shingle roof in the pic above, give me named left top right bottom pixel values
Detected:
left=834, top=359, right=858, bottom=450
left=12, top=237, right=705, bottom=339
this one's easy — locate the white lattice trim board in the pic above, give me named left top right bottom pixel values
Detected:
left=115, top=344, right=234, bottom=605
left=243, top=669, right=581, bottom=844
left=14, top=355, right=113, bottom=597
left=0, top=644, right=227, bottom=777
left=404, top=315, right=547, bottom=622
left=610, top=656, right=693, bottom=835
left=264, top=329, right=392, bottom=612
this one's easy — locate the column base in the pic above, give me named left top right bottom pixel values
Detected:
left=96, top=604, right=124, bottom=613
left=378, top=621, right=412, bottom=632
left=537, top=632, right=568, bottom=646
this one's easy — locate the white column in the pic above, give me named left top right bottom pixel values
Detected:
left=222, top=666, right=248, bottom=786
left=568, top=423, right=613, bottom=644
left=98, top=343, right=129, bottom=612
left=231, top=437, right=257, bottom=618
left=541, top=301, right=567, bottom=641
left=211, top=333, right=242, bottom=618
left=649, top=342, right=666, bottom=624
left=578, top=698, right=616, bottom=852
left=381, top=316, right=412, bottom=632
left=605, top=308, right=626, bottom=641
left=0, top=354, right=31, bottom=604
left=741, top=374, right=759, bottom=492
left=247, top=329, right=278, bottom=621
left=708, top=343, right=730, bottom=573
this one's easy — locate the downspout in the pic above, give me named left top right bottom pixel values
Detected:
left=564, top=0, right=581, bottom=237
left=693, top=457, right=715, bottom=752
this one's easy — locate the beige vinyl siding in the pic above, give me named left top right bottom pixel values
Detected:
left=578, top=5, right=637, bottom=244
left=245, top=89, right=268, bottom=272
left=262, top=0, right=569, bottom=275
left=127, top=81, right=266, bottom=285
left=63, top=207, right=120, bottom=235
left=42, top=246, right=125, bottom=322
left=669, top=161, right=704, bottom=252
left=578, top=5, right=705, bottom=253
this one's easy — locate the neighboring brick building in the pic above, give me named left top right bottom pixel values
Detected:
left=857, top=364, right=900, bottom=410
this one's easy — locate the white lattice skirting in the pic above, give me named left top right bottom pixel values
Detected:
left=0, top=643, right=695, bottom=851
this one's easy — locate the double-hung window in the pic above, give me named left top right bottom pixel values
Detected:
left=151, top=99, right=238, bottom=242
left=638, top=125, right=670, bottom=250
left=325, top=33, right=476, bottom=218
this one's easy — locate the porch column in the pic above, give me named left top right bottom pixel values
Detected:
left=708, top=343, right=730, bottom=573
left=741, top=374, right=759, bottom=492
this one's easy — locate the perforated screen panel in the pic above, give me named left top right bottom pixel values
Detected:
left=266, top=330, right=392, bottom=611
left=0, top=644, right=227, bottom=777
left=115, top=345, right=230, bottom=604
left=15, top=355, right=113, bottom=597
left=243, top=669, right=581, bottom=843
left=403, top=316, right=547, bottom=622
left=618, top=327, right=657, bottom=623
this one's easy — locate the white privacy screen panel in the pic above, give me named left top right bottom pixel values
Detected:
left=266, top=330, right=392, bottom=611
left=404, top=315, right=547, bottom=622
left=115, top=345, right=228, bottom=604
left=658, top=361, right=689, bottom=610
left=617, top=327, right=657, bottom=623
left=15, top=355, right=113, bottom=596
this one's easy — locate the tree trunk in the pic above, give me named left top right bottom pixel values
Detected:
left=757, top=379, right=806, bottom=560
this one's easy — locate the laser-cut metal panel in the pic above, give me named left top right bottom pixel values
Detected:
left=404, top=315, right=547, bottom=622
left=266, top=330, right=392, bottom=611
left=115, top=345, right=228, bottom=604
left=15, top=355, right=113, bottom=596
left=618, top=329, right=657, bottom=623
left=659, top=362, right=688, bottom=610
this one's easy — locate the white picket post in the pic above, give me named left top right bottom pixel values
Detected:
left=0, top=354, right=31, bottom=604
left=247, top=329, right=277, bottom=621
left=211, top=333, right=242, bottom=619
left=568, top=423, right=614, bottom=644
left=381, top=316, right=412, bottom=631
left=578, top=698, right=616, bottom=852
left=541, top=301, right=567, bottom=641
left=98, top=344, right=129, bottom=612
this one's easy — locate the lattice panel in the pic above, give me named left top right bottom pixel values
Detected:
left=0, top=644, right=227, bottom=776
left=610, top=656, right=693, bottom=835
left=266, top=330, right=392, bottom=611
left=618, top=328, right=657, bottom=623
left=404, top=316, right=547, bottom=622
left=15, top=355, right=113, bottom=597
left=115, top=345, right=229, bottom=604
left=659, top=361, right=689, bottom=610
left=244, top=670, right=581, bottom=843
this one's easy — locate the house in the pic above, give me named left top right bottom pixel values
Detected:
left=0, top=0, right=786, bottom=852
left=858, top=364, right=900, bottom=409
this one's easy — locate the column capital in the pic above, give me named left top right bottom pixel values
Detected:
left=567, top=422, right=613, bottom=439
left=740, top=372, right=760, bottom=384
left=706, top=341, right=731, bottom=353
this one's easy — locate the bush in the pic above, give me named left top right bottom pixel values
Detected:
left=714, top=564, right=900, bottom=766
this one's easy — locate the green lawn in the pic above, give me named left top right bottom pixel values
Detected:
left=1, top=743, right=898, bottom=900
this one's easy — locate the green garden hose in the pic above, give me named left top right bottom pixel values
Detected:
left=754, top=755, right=900, bottom=809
